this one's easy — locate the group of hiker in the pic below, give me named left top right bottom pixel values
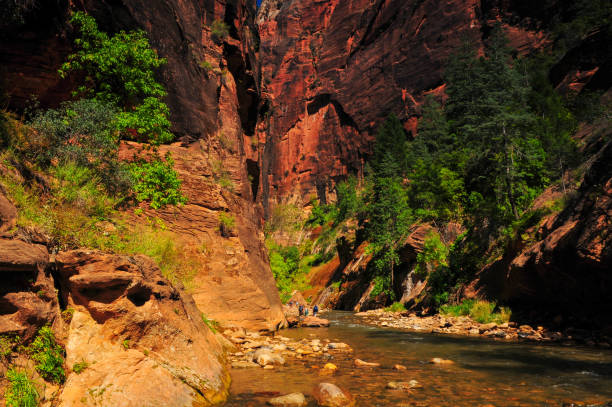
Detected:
left=288, top=301, right=319, bottom=317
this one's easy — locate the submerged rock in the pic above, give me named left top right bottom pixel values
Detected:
left=430, top=357, right=454, bottom=365
left=386, top=380, right=422, bottom=390
left=354, top=358, right=380, bottom=367
left=268, top=392, right=307, bottom=407
left=313, top=383, right=355, bottom=407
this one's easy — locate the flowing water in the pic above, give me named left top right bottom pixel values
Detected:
left=225, top=311, right=612, bottom=406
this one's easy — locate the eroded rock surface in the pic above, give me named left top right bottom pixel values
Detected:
left=54, top=250, right=230, bottom=406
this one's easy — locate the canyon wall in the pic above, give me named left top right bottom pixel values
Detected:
left=0, top=0, right=284, bottom=331
left=254, top=0, right=610, bottom=207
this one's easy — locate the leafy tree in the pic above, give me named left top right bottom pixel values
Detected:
left=60, top=11, right=172, bottom=144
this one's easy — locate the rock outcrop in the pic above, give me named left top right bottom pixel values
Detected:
left=54, top=250, right=230, bottom=406
left=0, top=192, right=58, bottom=342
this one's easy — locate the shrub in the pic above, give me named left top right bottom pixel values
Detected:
left=61, top=308, right=75, bottom=323
left=210, top=19, right=230, bottom=40
left=130, top=153, right=187, bottom=209
left=218, top=212, right=235, bottom=237
left=28, top=326, right=65, bottom=384
left=199, top=60, right=213, bottom=71
left=60, top=12, right=172, bottom=145
left=4, top=368, right=39, bottom=407
left=369, top=274, right=394, bottom=300
left=1, top=335, right=19, bottom=359
left=384, top=301, right=406, bottom=312
left=440, top=299, right=512, bottom=324
left=201, top=314, right=220, bottom=334
left=25, top=99, right=132, bottom=195
left=72, top=360, right=89, bottom=374
left=264, top=203, right=302, bottom=237
left=414, top=231, right=449, bottom=278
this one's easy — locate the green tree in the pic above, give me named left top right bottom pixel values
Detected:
left=366, top=117, right=413, bottom=292
left=445, top=26, right=548, bottom=224
left=60, top=11, right=172, bottom=145
left=405, top=96, right=465, bottom=221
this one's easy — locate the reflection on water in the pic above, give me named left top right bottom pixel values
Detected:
left=225, top=311, right=612, bottom=406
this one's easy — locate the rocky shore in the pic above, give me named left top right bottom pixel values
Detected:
left=355, top=309, right=612, bottom=348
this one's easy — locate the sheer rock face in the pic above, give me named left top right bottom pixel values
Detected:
left=255, top=0, right=549, bottom=205
left=1, top=0, right=284, bottom=331
left=54, top=250, right=230, bottom=406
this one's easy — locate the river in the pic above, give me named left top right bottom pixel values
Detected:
left=225, top=311, right=612, bottom=406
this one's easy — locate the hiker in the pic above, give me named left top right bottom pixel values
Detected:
left=305, top=308, right=309, bottom=316
left=298, top=304, right=304, bottom=316
left=313, top=305, right=319, bottom=316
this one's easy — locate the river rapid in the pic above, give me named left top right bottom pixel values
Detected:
left=225, top=311, right=612, bottom=406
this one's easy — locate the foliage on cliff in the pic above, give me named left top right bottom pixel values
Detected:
left=59, top=12, right=172, bottom=145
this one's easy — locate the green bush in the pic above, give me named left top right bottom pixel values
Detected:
left=25, top=99, right=132, bottom=194
left=218, top=212, right=235, bottom=237
left=72, top=360, right=89, bottom=374
left=1, top=335, right=19, bottom=359
left=210, top=19, right=230, bottom=39
left=28, top=326, right=65, bottom=384
left=59, top=11, right=172, bottom=145
left=414, top=231, right=449, bottom=278
left=4, top=368, right=39, bottom=407
left=440, top=299, right=511, bottom=324
left=384, top=301, right=406, bottom=312
left=130, top=153, right=187, bottom=210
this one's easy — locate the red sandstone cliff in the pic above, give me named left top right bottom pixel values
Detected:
left=254, top=0, right=609, bottom=206
left=0, top=0, right=284, bottom=331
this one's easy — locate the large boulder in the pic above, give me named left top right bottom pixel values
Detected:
left=54, top=250, right=230, bottom=406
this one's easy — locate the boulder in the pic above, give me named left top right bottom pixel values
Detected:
left=268, top=392, right=307, bottom=407
left=253, top=348, right=285, bottom=366
left=313, top=383, right=355, bottom=407
left=299, top=316, right=330, bottom=327
left=0, top=192, right=17, bottom=235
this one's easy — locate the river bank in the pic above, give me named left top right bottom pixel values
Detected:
left=354, top=309, right=612, bottom=348
left=222, top=311, right=612, bottom=406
